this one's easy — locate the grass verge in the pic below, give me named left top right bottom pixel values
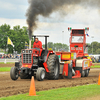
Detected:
left=91, top=65, right=100, bottom=68
left=0, top=62, right=14, bottom=64
left=0, top=84, right=100, bottom=100
left=0, top=67, right=11, bottom=72
left=0, top=65, right=100, bottom=72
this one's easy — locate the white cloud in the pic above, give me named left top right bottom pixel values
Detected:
left=0, top=0, right=28, bottom=19
left=0, top=18, right=27, bottom=28
left=0, top=5, right=100, bottom=46
left=0, top=1, right=16, bottom=10
left=18, top=5, right=28, bottom=12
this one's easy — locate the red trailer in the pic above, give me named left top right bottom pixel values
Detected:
left=56, top=27, right=91, bottom=78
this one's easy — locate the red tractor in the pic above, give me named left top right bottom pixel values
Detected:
left=10, top=35, right=60, bottom=81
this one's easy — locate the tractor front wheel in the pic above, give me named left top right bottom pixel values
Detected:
left=36, top=67, right=45, bottom=81
left=47, top=54, right=60, bottom=80
left=85, top=69, right=89, bottom=77
left=81, top=70, right=85, bottom=77
left=10, top=67, right=19, bottom=80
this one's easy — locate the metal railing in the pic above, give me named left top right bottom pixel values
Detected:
left=0, top=58, right=19, bottom=63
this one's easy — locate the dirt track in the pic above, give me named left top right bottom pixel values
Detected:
left=0, top=68, right=100, bottom=97
left=0, top=63, right=14, bottom=67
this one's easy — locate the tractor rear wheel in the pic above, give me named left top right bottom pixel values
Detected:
left=10, top=67, right=19, bottom=80
left=68, top=64, right=72, bottom=79
left=81, top=70, right=85, bottom=77
left=85, top=69, right=89, bottom=77
left=47, top=54, right=60, bottom=80
left=36, top=67, right=45, bottom=81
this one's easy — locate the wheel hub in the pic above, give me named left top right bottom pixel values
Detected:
left=15, top=69, right=19, bottom=78
left=41, top=71, right=45, bottom=79
left=54, top=61, right=58, bottom=76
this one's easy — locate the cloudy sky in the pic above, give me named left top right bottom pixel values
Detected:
left=0, top=0, right=100, bottom=46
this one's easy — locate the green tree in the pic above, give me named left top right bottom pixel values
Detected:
left=42, top=44, right=45, bottom=48
left=87, top=43, right=92, bottom=54
left=91, top=41, right=99, bottom=54
left=10, top=26, right=29, bottom=53
left=47, top=42, right=53, bottom=49
left=96, top=48, right=100, bottom=54
left=62, top=44, right=69, bottom=51
left=53, top=43, right=69, bottom=51
left=0, top=24, right=30, bottom=53
left=43, top=42, right=69, bottom=51
left=0, top=24, right=11, bottom=53
left=87, top=42, right=100, bottom=54
left=54, top=43, right=62, bottom=51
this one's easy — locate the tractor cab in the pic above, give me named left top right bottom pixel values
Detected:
left=69, top=27, right=89, bottom=58
left=21, top=35, right=53, bottom=68
left=32, top=35, right=49, bottom=59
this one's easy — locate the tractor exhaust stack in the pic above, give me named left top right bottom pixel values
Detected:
left=29, top=39, right=31, bottom=49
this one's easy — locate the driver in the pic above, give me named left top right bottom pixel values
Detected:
left=33, top=37, right=42, bottom=49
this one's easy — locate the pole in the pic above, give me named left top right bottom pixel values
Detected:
left=62, top=31, right=64, bottom=50
left=92, top=42, right=93, bottom=54
left=91, top=36, right=94, bottom=54
left=13, top=47, right=15, bottom=58
left=28, top=29, right=32, bottom=49
left=45, top=36, right=47, bottom=50
left=7, top=35, right=8, bottom=54
left=29, top=39, right=31, bottom=49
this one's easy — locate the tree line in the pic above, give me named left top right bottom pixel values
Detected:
left=87, top=42, right=100, bottom=54
left=0, top=24, right=100, bottom=54
left=0, top=24, right=33, bottom=53
left=0, top=24, right=69, bottom=53
left=43, top=42, right=69, bottom=51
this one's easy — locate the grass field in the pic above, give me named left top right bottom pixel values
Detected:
left=91, top=65, right=100, bottom=68
left=0, top=62, right=14, bottom=64
left=0, top=65, right=100, bottom=72
left=0, top=84, right=100, bottom=100
left=0, top=67, right=11, bottom=72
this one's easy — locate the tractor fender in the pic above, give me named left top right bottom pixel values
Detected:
left=43, top=62, right=49, bottom=72
left=45, top=52, right=55, bottom=62
left=43, top=52, right=55, bottom=72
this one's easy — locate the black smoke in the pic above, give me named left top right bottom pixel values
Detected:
left=26, top=0, right=100, bottom=39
